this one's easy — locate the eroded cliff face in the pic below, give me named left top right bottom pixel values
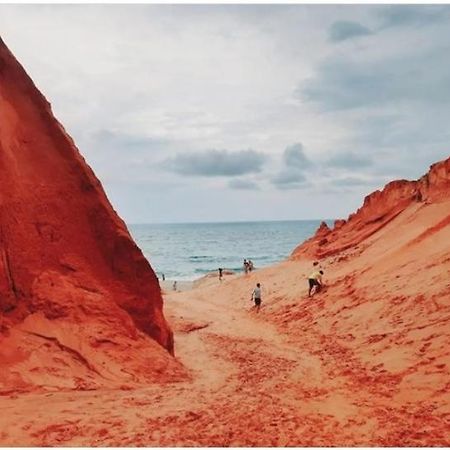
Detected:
left=292, top=156, right=450, bottom=260
left=0, top=37, right=182, bottom=391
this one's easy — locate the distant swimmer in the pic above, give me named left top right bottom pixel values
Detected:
left=308, top=270, right=324, bottom=297
left=218, top=267, right=223, bottom=281
left=251, top=282, right=262, bottom=312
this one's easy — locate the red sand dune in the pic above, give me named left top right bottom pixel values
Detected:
left=292, top=156, right=450, bottom=260
left=0, top=37, right=184, bottom=393
left=0, top=37, right=449, bottom=446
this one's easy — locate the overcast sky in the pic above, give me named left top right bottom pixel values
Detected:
left=1, top=4, right=449, bottom=223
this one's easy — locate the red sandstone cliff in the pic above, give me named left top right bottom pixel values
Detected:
left=292, top=156, right=450, bottom=260
left=0, top=37, right=183, bottom=391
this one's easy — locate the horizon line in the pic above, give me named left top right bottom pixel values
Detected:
left=127, top=218, right=336, bottom=226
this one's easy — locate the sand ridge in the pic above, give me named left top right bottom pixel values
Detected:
left=2, top=195, right=449, bottom=446
left=0, top=36, right=178, bottom=393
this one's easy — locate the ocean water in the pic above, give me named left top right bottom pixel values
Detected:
left=129, top=220, right=331, bottom=281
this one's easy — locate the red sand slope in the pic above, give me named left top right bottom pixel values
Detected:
left=1, top=157, right=447, bottom=446
left=0, top=37, right=183, bottom=392
left=0, top=35, right=449, bottom=446
left=292, top=156, right=450, bottom=259
left=149, top=160, right=449, bottom=446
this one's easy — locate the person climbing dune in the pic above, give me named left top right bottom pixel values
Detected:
left=308, top=270, right=324, bottom=297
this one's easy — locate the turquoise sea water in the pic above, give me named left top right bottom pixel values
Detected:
left=129, top=220, right=331, bottom=281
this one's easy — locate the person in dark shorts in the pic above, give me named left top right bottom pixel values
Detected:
left=251, top=283, right=262, bottom=312
left=218, top=267, right=223, bottom=281
left=308, top=270, right=323, bottom=297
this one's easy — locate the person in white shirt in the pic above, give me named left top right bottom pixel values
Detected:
left=251, top=283, right=262, bottom=312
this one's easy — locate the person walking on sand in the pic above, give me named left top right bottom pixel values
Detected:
left=251, top=282, right=262, bottom=312
left=308, top=270, right=324, bottom=297
left=218, top=267, right=223, bottom=281
left=243, top=259, right=249, bottom=274
left=173, top=280, right=177, bottom=291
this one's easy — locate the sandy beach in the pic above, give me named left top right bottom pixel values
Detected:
left=159, top=269, right=240, bottom=293
left=160, top=279, right=194, bottom=293
left=1, top=23, right=450, bottom=447
left=1, top=193, right=450, bottom=445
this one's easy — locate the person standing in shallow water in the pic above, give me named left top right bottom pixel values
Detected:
left=251, top=283, right=262, bottom=312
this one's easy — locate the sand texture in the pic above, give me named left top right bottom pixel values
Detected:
left=0, top=36, right=180, bottom=394
left=1, top=169, right=450, bottom=446
left=0, top=36, right=450, bottom=446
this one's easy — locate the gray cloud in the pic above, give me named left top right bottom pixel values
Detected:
left=271, top=169, right=307, bottom=189
left=270, top=142, right=312, bottom=189
left=298, top=20, right=450, bottom=183
left=326, top=151, right=372, bottom=169
left=162, top=149, right=267, bottom=177
left=328, top=20, right=372, bottom=42
left=378, top=5, right=450, bottom=29
left=283, top=142, right=311, bottom=168
left=271, top=142, right=312, bottom=189
left=228, top=178, right=260, bottom=190
left=327, top=7, right=450, bottom=46
left=300, top=59, right=385, bottom=110
left=300, top=45, right=450, bottom=111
